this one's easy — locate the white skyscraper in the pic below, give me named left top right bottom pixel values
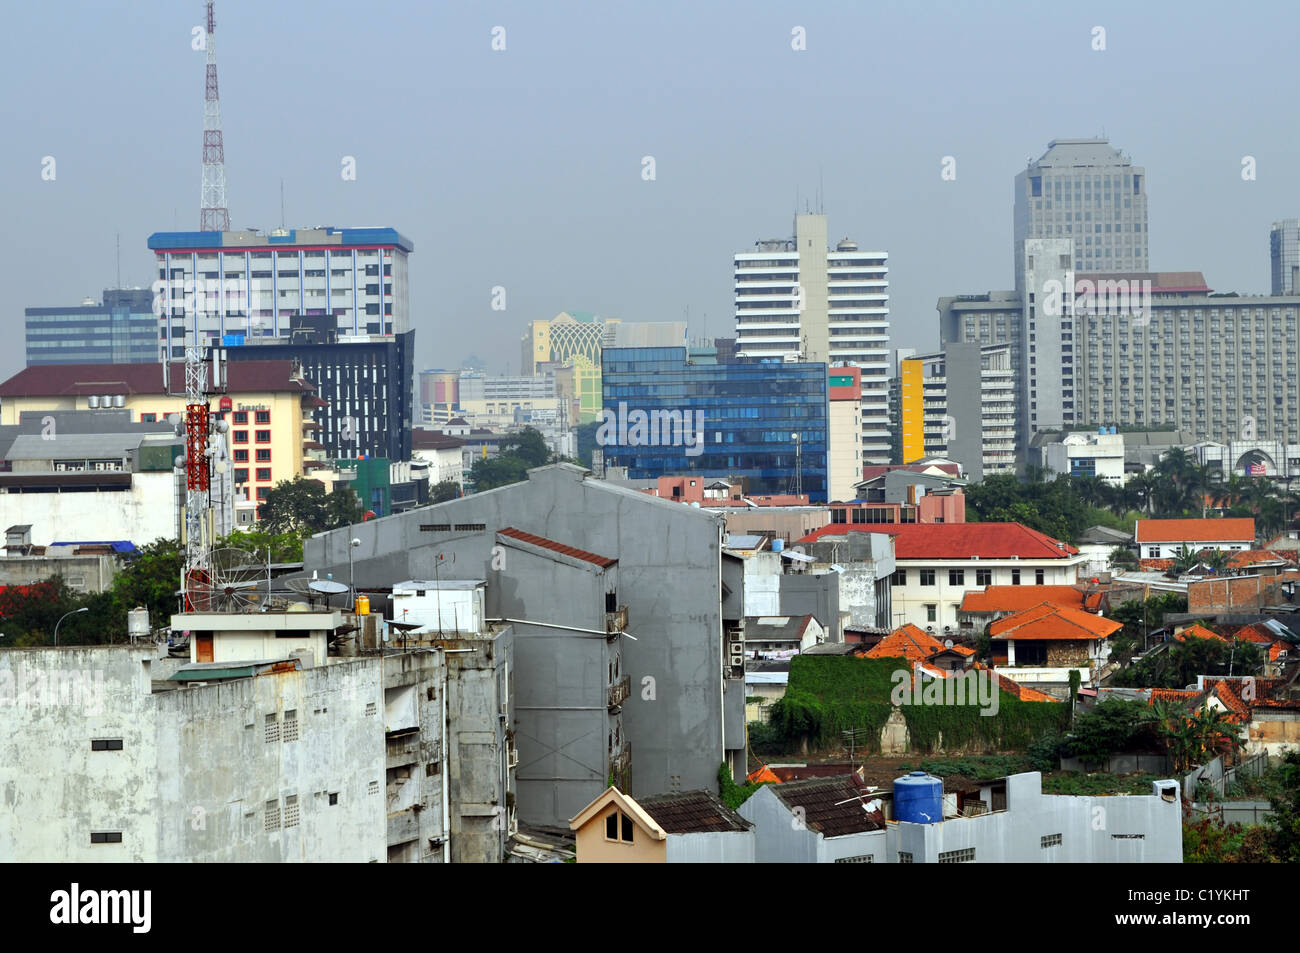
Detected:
left=734, top=214, right=891, bottom=463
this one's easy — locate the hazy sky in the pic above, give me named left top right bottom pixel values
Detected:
left=4, top=0, right=1298, bottom=381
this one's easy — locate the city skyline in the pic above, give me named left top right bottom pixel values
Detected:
left=5, top=1, right=1299, bottom=383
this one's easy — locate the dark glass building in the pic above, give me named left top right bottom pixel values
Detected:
left=226, top=316, right=413, bottom=461
left=25, top=289, right=158, bottom=366
left=600, top=346, right=829, bottom=500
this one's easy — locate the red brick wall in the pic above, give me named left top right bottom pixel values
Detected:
left=1189, top=575, right=1287, bottom=612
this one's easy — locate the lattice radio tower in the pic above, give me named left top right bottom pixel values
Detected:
left=199, top=0, right=230, bottom=231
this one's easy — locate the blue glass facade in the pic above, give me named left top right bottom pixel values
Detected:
left=25, top=289, right=157, bottom=366
left=600, top=347, right=830, bottom=501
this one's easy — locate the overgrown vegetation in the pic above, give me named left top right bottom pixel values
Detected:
left=769, top=655, right=1070, bottom=755
left=1110, top=635, right=1263, bottom=689
left=717, top=762, right=767, bottom=810
left=467, top=427, right=556, bottom=491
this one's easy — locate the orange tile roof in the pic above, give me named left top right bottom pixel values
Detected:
left=975, top=664, right=1060, bottom=702
left=960, top=585, right=1085, bottom=613
left=1270, top=643, right=1286, bottom=661
left=1207, top=680, right=1250, bottom=721
left=988, top=602, right=1123, bottom=641
left=1150, top=689, right=1201, bottom=705
left=799, top=522, right=1079, bottom=558
left=864, top=624, right=948, bottom=665
left=1226, top=549, right=1290, bottom=569
left=1139, top=558, right=1175, bottom=571
left=1134, top=518, right=1255, bottom=544
left=1231, top=624, right=1276, bottom=645
left=1173, top=623, right=1227, bottom=643
left=746, top=765, right=781, bottom=785
left=948, top=644, right=976, bottom=656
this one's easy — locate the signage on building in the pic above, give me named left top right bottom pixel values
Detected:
left=237, top=403, right=269, bottom=411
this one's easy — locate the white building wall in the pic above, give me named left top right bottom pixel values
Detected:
left=665, top=830, right=756, bottom=863
left=891, top=557, right=1084, bottom=633
left=0, top=471, right=179, bottom=547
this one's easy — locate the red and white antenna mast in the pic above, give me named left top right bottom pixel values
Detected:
left=199, top=0, right=230, bottom=231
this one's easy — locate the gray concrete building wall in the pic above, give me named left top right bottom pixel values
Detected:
left=1022, top=239, right=1075, bottom=439
left=944, top=341, right=987, bottom=481
left=779, top=570, right=843, bottom=642
left=665, top=829, right=756, bottom=863
left=306, top=464, right=742, bottom=798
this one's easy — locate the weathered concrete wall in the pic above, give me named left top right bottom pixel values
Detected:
left=888, top=773, right=1182, bottom=862
left=665, top=829, right=756, bottom=863
left=307, top=465, right=735, bottom=799
left=780, top=572, right=842, bottom=642
left=0, top=554, right=118, bottom=593
left=742, top=553, right=782, bottom=616
left=0, top=471, right=178, bottom=548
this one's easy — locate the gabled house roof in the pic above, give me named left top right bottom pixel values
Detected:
left=767, top=776, right=885, bottom=836
left=1134, top=518, right=1255, bottom=544
left=635, top=790, right=753, bottom=834
left=1173, top=622, right=1228, bottom=643
left=864, top=623, right=948, bottom=665
left=961, top=585, right=1086, bottom=614
left=744, top=615, right=816, bottom=642
left=497, top=527, right=616, bottom=569
left=798, top=522, right=1079, bottom=558
left=989, top=602, right=1122, bottom=641
left=569, top=786, right=667, bottom=840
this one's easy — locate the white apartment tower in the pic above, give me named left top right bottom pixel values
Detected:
left=148, top=227, right=413, bottom=359
left=734, top=214, right=891, bottom=463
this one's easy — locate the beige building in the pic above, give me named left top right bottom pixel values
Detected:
left=520, top=311, right=619, bottom=376
left=828, top=366, right=863, bottom=501
left=569, top=786, right=755, bottom=863
left=0, top=360, right=325, bottom=518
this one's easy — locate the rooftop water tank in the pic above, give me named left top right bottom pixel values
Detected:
left=894, top=771, right=943, bottom=824
left=127, top=607, right=150, bottom=641
left=87, top=395, right=100, bottom=409
left=113, top=395, right=125, bottom=408
left=772, top=538, right=785, bottom=552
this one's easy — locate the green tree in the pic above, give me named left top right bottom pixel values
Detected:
left=429, top=480, right=461, bottom=504
left=259, top=476, right=330, bottom=535
left=468, top=455, right=530, bottom=492
left=1265, top=751, right=1300, bottom=862
left=1062, top=699, right=1153, bottom=764
left=325, top=485, right=365, bottom=528
left=501, top=427, right=552, bottom=469
left=111, top=538, right=186, bottom=628
left=222, top=528, right=305, bottom=563
left=576, top=420, right=601, bottom=469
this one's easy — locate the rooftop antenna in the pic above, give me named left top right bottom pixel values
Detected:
left=199, top=0, right=230, bottom=231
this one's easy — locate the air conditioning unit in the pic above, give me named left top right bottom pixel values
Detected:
left=971, top=555, right=980, bottom=561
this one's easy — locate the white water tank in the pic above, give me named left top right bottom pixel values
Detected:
left=113, top=395, right=125, bottom=408
left=127, top=607, right=150, bottom=641
left=87, top=395, right=100, bottom=408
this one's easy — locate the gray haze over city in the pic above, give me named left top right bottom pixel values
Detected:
left=3, top=0, right=1297, bottom=380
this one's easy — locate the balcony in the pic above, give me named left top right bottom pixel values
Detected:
left=607, top=675, right=631, bottom=711
left=609, top=744, right=632, bottom=791
left=605, top=605, right=628, bottom=635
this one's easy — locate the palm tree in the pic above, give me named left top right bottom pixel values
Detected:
left=1171, top=544, right=1200, bottom=576
left=1200, top=548, right=1231, bottom=574
left=1192, top=706, right=1243, bottom=767
left=1188, top=464, right=1223, bottom=519
left=1151, top=700, right=1200, bottom=773
left=1158, top=447, right=1194, bottom=484
left=1128, top=470, right=1157, bottom=515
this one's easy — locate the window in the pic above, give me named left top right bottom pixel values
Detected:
left=256, top=449, right=271, bottom=462
left=232, top=411, right=248, bottom=424
left=938, top=847, right=976, bottom=863
left=328, top=792, right=339, bottom=806
left=233, top=430, right=248, bottom=444
left=255, top=430, right=271, bottom=443
left=264, top=713, right=279, bottom=744
left=1016, top=641, right=1047, bottom=665
left=1035, top=569, right=1045, bottom=585
left=140, top=413, right=156, bottom=423
left=282, top=710, right=298, bottom=742
left=91, top=739, right=123, bottom=751
left=90, top=832, right=123, bottom=844
left=898, top=851, right=913, bottom=863
left=621, top=814, right=634, bottom=842
left=256, top=487, right=270, bottom=500
left=976, top=568, right=992, bottom=587
left=1011, top=569, right=1021, bottom=585
left=949, top=569, right=965, bottom=586
left=255, top=410, right=270, bottom=424
left=256, top=467, right=272, bottom=481
left=1041, top=833, right=1062, bottom=848
left=919, top=569, right=936, bottom=586
left=606, top=813, right=618, bottom=839
left=233, top=468, right=249, bottom=483
left=925, top=604, right=937, bottom=622
left=233, top=449, right=249, bottom=462
left=834, top=854, right=875, bottom=863
left=892, top=568, right=906, bottom=586
left=264, top=799, right=281, bottom=832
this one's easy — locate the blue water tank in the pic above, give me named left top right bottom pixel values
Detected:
left=894, top=771, right=943, bottom=824
left=772, top=538, right=785, bottom=552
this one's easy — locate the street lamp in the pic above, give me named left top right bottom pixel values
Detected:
left=54, top=607, right=89, bottom=648
left=349, top=538, right=361, bottom=608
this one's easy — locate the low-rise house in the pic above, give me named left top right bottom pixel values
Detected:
left=959, top=584, right=1088, bottom=634
left=864, top=623, right=974, bottom=677
left=745, top=614, right=824, bottom=654
left=798, top=523, right=1085, bottom=637
left=739, top=775, right=887, bottom=863
left=569, top=787, right=754, bottom=863
left=1134, top=518, right=1256, bottom=560
left=989, top=602, right=1121, bottom=694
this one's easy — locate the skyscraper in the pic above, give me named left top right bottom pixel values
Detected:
left=1271, top=220, right=1300, bottom=295
left=1014, top=138, right=1147, bottom=287
left=25, top=289, right=157, bottom=366
left=734, top=214, right=890, bottom=463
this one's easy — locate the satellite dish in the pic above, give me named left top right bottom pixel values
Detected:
left=309, top=580, right=349, bottom=596
left=944, top=639, right=953, bottom=649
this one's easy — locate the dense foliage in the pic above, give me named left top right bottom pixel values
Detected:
left=258, top=476, right=365, bottom=535
left=769, top=655, right=1070, bottom=755
left=467, top=427, right=556, bottom=491
left=965, top=446, right=1300, bottom=541
left=1110, top=635, right=1263, bottom=689
left=717, top=762, right=768, bottom=810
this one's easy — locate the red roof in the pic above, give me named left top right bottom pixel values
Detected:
left=412, top=429, right=466, bottom=451
left=497, top=527, right=616, bottom=569
left=860, top=463, right=961, bottom=482
left=989, top=602, right=1122, bottom=641
left=864, top=624, right=949, bottom=665
left=0, top=360, right=315, bottom=397
left=961, top=585, right=1085, bottom=613
left=799, top=522, right=1078, bottom=559
left=1173, top=623, right=1227, bottom=643
left=1134, top=518, right=1255, bottom=544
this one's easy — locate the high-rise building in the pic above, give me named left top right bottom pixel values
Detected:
left=25, top=289, right=157, bottom=366
left=148, top=227, right=413, bottom=358
left=226, top=317, right=414, bottom=462
left=1020, top=238, right=1077, bottom=438
left=600, top=346, right=829, bottom=500
left=827, top=366, right=862, bottom=502
left=1271, top=220, right=1300, bottom=295
left=520, top=311, right=619, bottom=376
left=734, top=215, right=890, bottom=463
left=1014, top=138, right=1147, bottom=287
